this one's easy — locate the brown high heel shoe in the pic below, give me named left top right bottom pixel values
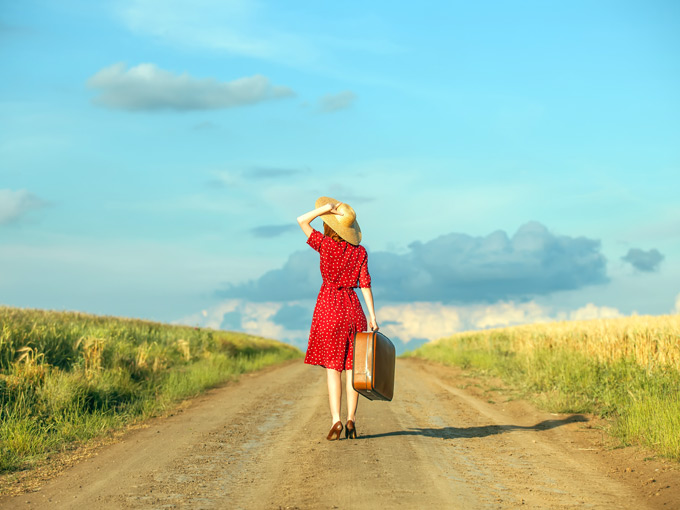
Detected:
left=326, top=421, right=343, bottom=441
left=345, top=420, right=357, bottom=439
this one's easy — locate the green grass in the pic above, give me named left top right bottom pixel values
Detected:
left=0, top=306, right=302, bottom=473
left=406, top=324, right=680, bottom=461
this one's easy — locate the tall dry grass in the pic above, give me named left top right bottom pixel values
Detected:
left=468, top=315, right=680, bottom=370
left=408, top=314, right=680, bottom=460
left=0, top=306, right=302, bottom=475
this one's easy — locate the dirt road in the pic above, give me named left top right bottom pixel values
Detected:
left=2, top=358, right=677, bottom=509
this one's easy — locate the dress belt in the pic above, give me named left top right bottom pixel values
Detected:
left=323, top=283, right=355, bottom=290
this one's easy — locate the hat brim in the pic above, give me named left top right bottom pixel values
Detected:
left=315, top=196, right=362, bottom=245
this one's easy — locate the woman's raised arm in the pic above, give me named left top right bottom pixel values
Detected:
left=296, top=202, right=342, bottom=238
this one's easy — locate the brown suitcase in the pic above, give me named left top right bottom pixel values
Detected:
left=352, top=331, right=395, bottom=401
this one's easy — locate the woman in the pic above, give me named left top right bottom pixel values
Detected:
left=297, top=196, right=378, bottom=441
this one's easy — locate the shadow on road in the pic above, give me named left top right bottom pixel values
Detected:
left=360, top=414, right=588, bottom=440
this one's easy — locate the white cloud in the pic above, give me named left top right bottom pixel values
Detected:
left=0, top=189, right=46, bottom=225
left=114, top=0, right=402, bottom=70
left=319, top=91, right=357, bottom=113
left=175, top=299, right=290, bottom=342
left=468, top=301, right=550, bottom=329
left=565, top=303, right=623, bottom=321
left=378, top=303, right=463, bottom=343
left=377, top=301, right=552, bottom=343
left=674, top=293, right=680, bottom=314
left=115, top=0, right=318, bottom=64
left=87, top=63, right=294, bottom=111
left=376, top=301, right=625, bottom=344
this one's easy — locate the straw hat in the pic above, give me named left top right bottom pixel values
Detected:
left=315, top=196, right=362, bottom=245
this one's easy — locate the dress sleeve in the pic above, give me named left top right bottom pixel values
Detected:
left=358, top=251, right=371, bottom=288
left=307, top=229, right=324, bottom=252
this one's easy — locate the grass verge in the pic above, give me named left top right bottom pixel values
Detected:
left=0, top=306, right=302, bottom=474
left=405, top=315, right=680, bottom=461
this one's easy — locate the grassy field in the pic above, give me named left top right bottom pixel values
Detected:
left=406, top=315, right=680, bottom=460
left=0, top=306, right=302, bottom=474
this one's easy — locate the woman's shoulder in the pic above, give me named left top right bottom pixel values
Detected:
left=319, top=233, right=366, bottom=253
left=307, top=229, right=325, bottom=251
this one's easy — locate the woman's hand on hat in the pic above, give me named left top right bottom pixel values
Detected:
left=329, top=202, right=344, bottom=215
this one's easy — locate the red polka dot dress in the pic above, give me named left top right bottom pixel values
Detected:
left=304, top=229, right=371, bottom=372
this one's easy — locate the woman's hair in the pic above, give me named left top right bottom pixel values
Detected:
left=324, top=222, right=344, bottom=242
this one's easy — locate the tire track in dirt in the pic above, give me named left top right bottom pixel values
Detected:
left=1, top=358, right=676, bottom=509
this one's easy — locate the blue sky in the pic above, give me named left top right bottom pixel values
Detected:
left=2, top=0, right=679, bottom=351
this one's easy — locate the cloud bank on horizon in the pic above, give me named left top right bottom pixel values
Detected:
left=177, top=296, right=633, bottom=354
left=218, top=222, right=608, bottom=303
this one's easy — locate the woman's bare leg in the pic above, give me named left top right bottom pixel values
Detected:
left=346, top=369, right=359, bottom=422
left=326, top=368, right=342, bottom=425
